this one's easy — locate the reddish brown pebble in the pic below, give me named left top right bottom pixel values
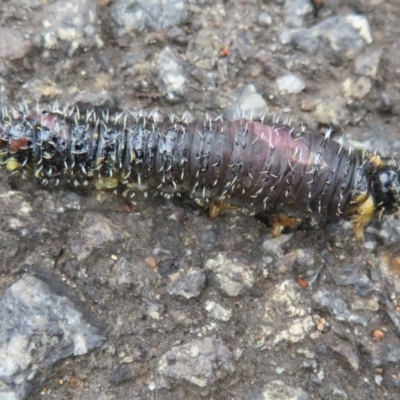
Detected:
left=298, top=278, right=308, bottom=287
left=145, top=256, right=157, bottom=269
left=317, top=322, right=325, bottom=332
left=372, top=329, right=384, bottom=340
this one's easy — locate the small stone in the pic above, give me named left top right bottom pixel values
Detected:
left=301, top=99, right=315, bottom=111
left=331, top=343, right=360, bottom=371
left=158, top=337, right=234, bottom=387
left=284, top=0, right=314, bottom=28
left=147, top=302, right=164, bottom=320
left=22, top=78, right=62, bottom=101
left=166, top=26, right=189, bottom=45
left=351, top=298, right=379, bottom=312
left=155, top=46, right=187, bottom=102
left=280, top=15, right=373, bottom=64
left=224, top=84, right=269, bottom=121
left=374, top=374, right=383, bottom=386
left=0, top=275, right=105, bottom=400
left=342, top=76, right=372, bottom=100
left=68, top=212, right=125, bottom=261
left=168, top=269, right=206, bottom=299
left=204, top=301, right=232, bottom=322
left=354, top=49, right=382, bottom=78
left=0, top=28, right=32, bottom=60
left=273, top=316, right=315, bottom=345
left=313, top=287, right=368, bottom=326
left=276, top=74, right=306, bottom=94
left=111, top=0, right=188, bottom=37
left=39, top=0, right=103, bottom=55
left=345, top=15, right=373, bottom=44
left=204, top=253, right=255, bottom=297
left=317, top=319, right=326, bottom=332
left=258, top=12, right=272, bottom=26
left=262, top=234, right=293, bottom=256
left=262, top=380, right=311, bottom=400
left=313, top=97, right=350, bottom=127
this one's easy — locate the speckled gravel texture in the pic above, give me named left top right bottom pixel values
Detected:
left=1, top=1, right=400, bottom=399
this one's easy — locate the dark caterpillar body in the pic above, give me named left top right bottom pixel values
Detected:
left=0, top=107, right=399, bottom=240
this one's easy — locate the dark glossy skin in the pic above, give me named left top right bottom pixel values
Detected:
left=1, top=109, right=399, bottom=239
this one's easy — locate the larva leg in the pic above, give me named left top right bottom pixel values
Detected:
left=209, top=200, right=239, bottom=218
left=272, top=214, right=301, bottom=237
left=369, top=154, right=383, bottom=168
left=350, top=192, right=375, bottom=242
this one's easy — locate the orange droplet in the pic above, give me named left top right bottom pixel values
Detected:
left=298, top=278, right=308, bottom=287
left=221, top=46, right=230, bottom=57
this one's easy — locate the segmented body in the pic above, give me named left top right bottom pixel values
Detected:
left=0, top=108, right=380, bottom=229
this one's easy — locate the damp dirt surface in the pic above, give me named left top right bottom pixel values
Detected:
left=1, top=1, right=400, bottom=399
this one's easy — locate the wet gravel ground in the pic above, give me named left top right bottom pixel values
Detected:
left=1, top=0, right=400, bottom=399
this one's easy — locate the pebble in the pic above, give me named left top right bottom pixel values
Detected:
left=68, top=212, right=125, bottom=261
left=284, top=0, right=314, bottom=28
left=155, top=46, right=187, bottom=101
left=258, top=12, right=272, bottom=27
left=204, top=301, right=232, bottom=322
left=0, top=275, right=106, bottom=400
left=167, top=268, right=206, bottom=299
left=313, top=288, right=368, bottom=326
left=276, top=73, right=306, bottom=94
left=354, top=49, right=382, bottom=78
left=224, top=84, right=269, bottom=121
left=39, top=0, right=103, bottom=55
left=204, top=253, right=255, bottom=297
left=0, top=28, right=32, bottom=60
left=158, top=337, right=234, bottom=387
left=342, top=76, right=372, bottom=100
left=280, top=15, right=373, bottom=63
left=331, top=343, right=360, bottom=371
left=111, top=0, right=187, bottom=37
left=262, top=380, right=311, bottom=400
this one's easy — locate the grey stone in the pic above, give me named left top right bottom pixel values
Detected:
left=284, top=0, right=314, bottom=28
left=155, top=46, right=187, bottom=101
left=262, top=380, right=311, bottom=400
left=331, top=343, right=360, bottom=371
left=369, top=343, right=400, bottom=368
left=204, top=301, right=232, bottom=321
left=111, top=0, right=188, bottom=37
left=39, top=0, right=103, bottom=55
left=333, top=264, right=376, bottom=296
left=186, top=31, right=221, bottom=70
left=158, top=337, right=234, bottom=387
left=354, top=49, right=382, bottom=78
left=0, top=275, right=105, bottom=400
left=313, top=288, right=368, bottom=326
left=258, top=12, right=272, bottom=27
left=168, top=269, right=206, bottom=299
left=0, top=28, right=32, bottom=61
left=224, top=84, right=269, bottom=121
left=68, top=212, right=125, bottom=261
left=204, top=253, right=255, bottom=297
left=280, top=15, right=373, bottom=64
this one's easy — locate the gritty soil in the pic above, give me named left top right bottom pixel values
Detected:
left=1, top=1, right=400, bottom=399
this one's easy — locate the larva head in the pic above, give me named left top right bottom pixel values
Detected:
left=372, top=166, right=400, bottom=214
